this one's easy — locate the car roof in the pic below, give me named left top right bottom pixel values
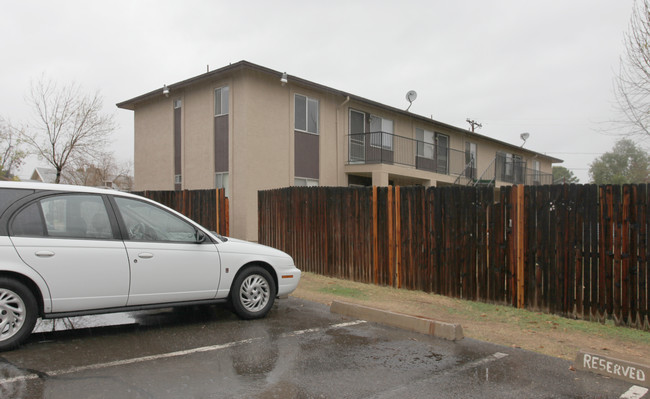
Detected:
left=0, top=181, right=139, bottom=198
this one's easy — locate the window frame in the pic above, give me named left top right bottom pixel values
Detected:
left=111, top=196, right=203, bottom=244
left=294, top=177, right=319, bottom=187
left=435, top=133, right=449, bottom=174
left=465, top=141, right=478, bottom=178
left=215, top=172, right=230, bottom=197
left=416, top=127, right=435, bottom=160
left=9, top=193, right=118, bottom=240
left=214, top=86, right=229, bottom=116
left=294, top=94, right=319, bottom=135
left=369, top=115, right=394, bottom=151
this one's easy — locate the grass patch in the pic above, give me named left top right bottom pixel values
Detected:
left=450, top=299, right=650, bottom=344
left=317, top=285, right=368, bottom=300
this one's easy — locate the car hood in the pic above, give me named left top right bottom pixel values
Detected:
left=215, top=236, right=293, bottom=259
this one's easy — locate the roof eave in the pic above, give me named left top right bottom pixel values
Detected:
left=116, top=61, right=563, bottom=163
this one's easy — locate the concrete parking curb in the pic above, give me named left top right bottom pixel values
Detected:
left=330, top=301, right=464, bottom=341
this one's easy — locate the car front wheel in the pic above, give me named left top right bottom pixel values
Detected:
left=231, top=266, right=276, bottom=320
left=0, top=278, right=37, bottom=351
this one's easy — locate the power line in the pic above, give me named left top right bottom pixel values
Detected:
left=542, top=152, right=604, bottom=155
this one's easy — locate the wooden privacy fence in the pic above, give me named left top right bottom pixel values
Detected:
left=132, top=189, right=229, bottom=236
left=258, top=185, right=650, bottom=330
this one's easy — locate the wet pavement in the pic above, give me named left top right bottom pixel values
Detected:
left=0, top=298, right=644, bottom=398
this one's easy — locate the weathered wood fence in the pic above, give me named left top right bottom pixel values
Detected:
left=258, top=185, right=650, bottom=330
left=132, top=189, right=229, bottom=235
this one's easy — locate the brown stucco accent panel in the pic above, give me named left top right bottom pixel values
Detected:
left=295, top=131, right=319, bottom=179
left=214, top=115, right=229, bottom=172
left=174, top=106, right=182, bottom=175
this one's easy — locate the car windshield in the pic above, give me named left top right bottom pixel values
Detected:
left=115, top=197, right=197, bottom=242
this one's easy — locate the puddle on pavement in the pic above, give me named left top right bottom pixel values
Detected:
left=33, top=312, right=139, bottom=333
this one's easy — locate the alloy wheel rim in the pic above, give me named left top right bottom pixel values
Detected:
left=0, top=289, right=26, bottom=342
left=239, top=274, right=270, bottom=312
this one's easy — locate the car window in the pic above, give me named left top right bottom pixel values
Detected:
left=114, top=197, right=198, bottom=243
left=11, top=202, right=46, bottom=237
left=12, top=194, right=114, bottom=239
left=0, top=188, right=34, bottom=218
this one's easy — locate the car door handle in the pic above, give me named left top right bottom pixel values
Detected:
left=35, top=250, right=55, bottom=258
left=138, top=252, right=154, bottom=259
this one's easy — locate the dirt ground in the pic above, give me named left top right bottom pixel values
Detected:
left=291, top=272, right=650, bottom=364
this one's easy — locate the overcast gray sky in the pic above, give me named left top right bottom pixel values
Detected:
left=1, top=0, right=636, bottom=182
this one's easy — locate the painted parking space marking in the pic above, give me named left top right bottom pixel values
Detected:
left=620, top=385, right=649, bottom=399
left=0, top=319, right=367, bottom=387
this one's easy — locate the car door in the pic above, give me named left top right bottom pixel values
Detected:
left=9, top=193, right=130, bottom=313
left=111, top=196, right=221, bottom=306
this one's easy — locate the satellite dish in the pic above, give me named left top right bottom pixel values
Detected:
left=520, top=132, right=530, bottom=147
left=405, top=90, right=417, bottom=111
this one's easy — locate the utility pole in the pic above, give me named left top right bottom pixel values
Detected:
left=466, top=118, right=482, bottom=132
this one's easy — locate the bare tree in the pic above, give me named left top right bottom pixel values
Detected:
left=0, top=118, right=28, bottom=179
left=63, top=152, right=133, bottom=190
left=615, top=0, right=650, bottom=137
left=20, top=76, right=115, bottom=183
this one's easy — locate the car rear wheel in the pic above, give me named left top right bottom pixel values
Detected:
left=0, top=278, right=37, bottom=351
left=231, top=266, right=275, bottom=320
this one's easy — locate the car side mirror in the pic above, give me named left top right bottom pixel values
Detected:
left=195, top=230, right=206, bottom=244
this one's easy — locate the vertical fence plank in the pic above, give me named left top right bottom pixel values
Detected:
left=254, top=184, right=648, bottom=331
left=638, top=184, right=650, bottom=331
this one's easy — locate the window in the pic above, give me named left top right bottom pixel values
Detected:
left=11, top=202, right=45, bottom=237
left=294, top=177, right=318, bottom=187
left=465, top=142, right=477, bottom=178
left=416, top=128, right=448, bottom=173
left=497, top=152, right=525, bottom=183
left=349, top=110, right=366, bottom=162
left=533, top=160, right=541, bottom=184
left=505, top=153, right=513, bottom=177
left=175, top=175, right=182, bottom=185
left=370, top=116, right=393, bottom=150
left=295, top=94, right=319, bottom=134
left=173, top=99, right=182, bottom=109
left=12, top=195, right=113, bottom=239
left=215, top=172, right=230, bottom=197
left=114, top=197, right=198, bottom=243
left=436, top=134, right=449, bottom=174
left=416, top=128, right=435, bottom=159
left=215, top=86, right=229, bottom=116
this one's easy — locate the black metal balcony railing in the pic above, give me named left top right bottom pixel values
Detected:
left=347, top=132, right=553, bottom=186
left=348, top=132, right=467, bottom=176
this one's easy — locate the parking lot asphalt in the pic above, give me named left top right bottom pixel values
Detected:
left=0, top=297, right=645, bottom=398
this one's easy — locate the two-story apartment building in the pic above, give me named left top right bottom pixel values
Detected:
left=117, top=61, right=561, bottom=241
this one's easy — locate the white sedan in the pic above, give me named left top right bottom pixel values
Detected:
left=0, top=182, right=301, bottom=350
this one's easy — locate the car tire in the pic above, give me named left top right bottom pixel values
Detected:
left=230, top=266, right=276, bottom=320
left=0, top=278, right=37, bottom=351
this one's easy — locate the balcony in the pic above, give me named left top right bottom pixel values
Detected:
left=347, top=132, right=553, bottom=186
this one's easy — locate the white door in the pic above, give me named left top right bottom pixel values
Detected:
left=112, top=197, right=221, bottom=306
left=9, top=194, right=130, bottom=312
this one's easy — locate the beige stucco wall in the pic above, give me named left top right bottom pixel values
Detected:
left=230, top=69, right=293, bottom=240
left=133, top=98, right=175, bottom=190
left=130, top=65, right=558, bottom=242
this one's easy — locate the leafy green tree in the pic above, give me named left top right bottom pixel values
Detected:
left=552, top=166, right=579, bottom=184
left=589, top=139, right=649, bottom=184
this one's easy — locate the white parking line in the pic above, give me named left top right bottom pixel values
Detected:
left=0, top=320, right=367, bottom=386
left=621, top=385, right=649, bottom=399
